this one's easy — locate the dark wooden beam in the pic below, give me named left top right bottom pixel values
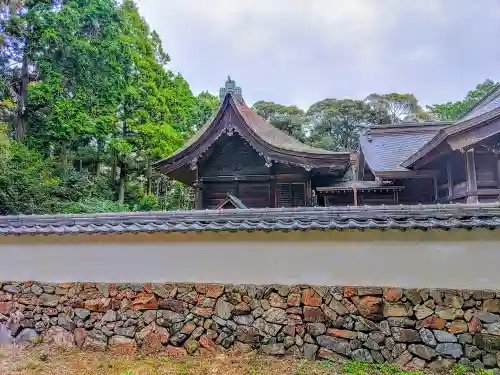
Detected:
left=465, top=148, right=478, bottom=203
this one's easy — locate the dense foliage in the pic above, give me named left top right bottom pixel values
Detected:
left=0, top=0, right=496, bottom=214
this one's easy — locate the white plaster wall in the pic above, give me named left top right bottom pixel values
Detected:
left=0, top=240, right=497, bottom=289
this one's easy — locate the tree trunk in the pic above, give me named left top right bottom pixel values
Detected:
left=146, top=158, right=152, bottom=195
left=110, top=152, right=117, bottom=185
left=118, top=160, right=126, bottom=205
left=15, top=39, right=29, bottom=139
left=95, top=139, right=103, bottom=178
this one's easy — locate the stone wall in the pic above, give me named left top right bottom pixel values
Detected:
left=1, top=281, right=500, bottom=371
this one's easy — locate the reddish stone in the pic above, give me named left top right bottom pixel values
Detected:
left=287, top=293, right=301, bottom=307
left=354, top=296, right=382, bottom=317
left=132, top=295, right=158, bottom=311
left=303, top=307, right=326, bottom=323
left=142, top=332, right=164, bottom=353
left=18, top=294, right=38, bottom=306
left=206, top=284, right=225, bottom=299
left=192, top=307, right=213, bottom=318
left=84, top=298, right=111, bottom=312
left=269, top=293, right=287, bottom=308
left=159, top=298, right=184, bottom=313
left=195, top=283, right=208, bottom=294
left=468, top=316, right=481, bottom=334
left=108, top=284, right=118, bottom=297
left=108, top=336, right=137, bottom=353
left=74, top=327, right=87, bottom=348
left=287, top=314, right=303, bottom=326
left=181, top=322, right=197, bottom=335
left=199, top=335, right=216, bottom=351
left=342, top=299, right=358, bottom=314
left=143, top=283, right=153, bottom=294
left=448, top=320, right=468, bottom=334
left=24, top=281, right=33, bottom=287
left=83, top=283, right=95, bottom=289
left=327, top=329, right=358, bottom=339
left=420, top=315, right=446, bottom=330
left=343, top=286, right=357, bottom=298
left=164, top=345, right=187, bottom=358
left=42, top=308, right=59, bottom=317
left=383, top=287, right=403, bottom=302
left=0, top=301, right=12, bottom=315
left=302, top=289, right=322, bottom=307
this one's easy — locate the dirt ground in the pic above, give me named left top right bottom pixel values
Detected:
left=0, top=344, right=486, bottom=375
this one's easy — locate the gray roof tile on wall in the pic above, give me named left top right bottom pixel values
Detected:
left=1, top=203, right=500, bottom=235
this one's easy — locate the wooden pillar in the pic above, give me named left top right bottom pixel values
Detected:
left=353, top=185, right=358, bottom=206
left=433, top=177, right=438, bottom=203
left=446, top=161, right=453, bottom=200
left=194, top=167, right=203, bottom=210
left=465, top=148, right=478, bottom=204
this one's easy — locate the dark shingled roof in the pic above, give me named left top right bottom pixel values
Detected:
left=2, top=203, right=500, bottom=235
left=359, top=122, right=452, bottom=176
left=402, top=84, right=500, bottom=168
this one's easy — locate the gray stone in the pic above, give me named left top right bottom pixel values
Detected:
left=387, top=317, right=415, bottom=327
left=474, top=333, right=500, bottom=351
left=57, top=313, right=76, bottom=331
left=351, top=348, right=373, bottom=363
left=253, top=318, right=281, bottom=336
left=74, top=308, right=90, bottom=321
left=354, top=317, right=379, bottom=332
left=114, top=326, right=136, bottom=338
left=261, top=343, right=285, bottom=355
left=371, top=350, right=384, bottom=363
left=472, top=359, right=485, bottom=370
left=476, top=311, right=500, bottom=323
left=0, top=324, right=13, bottom=345
left=233, top=315, right=254, bottom=326
left=14, top=328, right=39, bottom=345
left=433, top=329, right=458, bottom=343
left=390, top=327, right=420, bottom=342
left=3, top=285, right=20, bottom=293
left=252, top=307, right=264, bottom=318
left=436, top=343, right=463, bottom=359
left=408, top=344, right=437, bottom=360
left=385, top=337, right=395, bottom=350
left=392, top=343, right=406, bottom=358
left=184, top=338, right=199, bottom=354
left=483, top=353, right=497, bottom=368
left=487, top=322, right=500, bottom=336
left=160, top=310, right=184, bottom=324
left=39, top=294, right=59, bottom=307
left=215, top=300, right=234, bottom=320
left=262, top=308, right=287, bottom=324
left=379, top=320, right=391, bottom=336
left=306, top=323, right=326, bottom=336
left=169, top=332, right=188, bottom=346
left=316, top=335, right=351, bottom=356
left=235, top=326, right=259, bottom=344
left=212, top=316, right=226, bottom=326
left=283, top=335, right=295, bottom=349
left=414, top=305, right=433, bottom=320
left=101, top=310, right=116, bottom=323
left=363, top=339, right=379, bottom=350
left=329, top=300, right=348, bottom=315
left=458, top=333, right=473, bottom=344
left=418, top=328, right=436, bottom=346
left=394, top=350, right=412, bottom=367
left=226, top=320, right=237, bottom=331
left=151, top=284, right=170, bottom=298
left=303, top=343, right=318, bottom=360
left=368, top=331, right=385, bottom=345
left=142, top=310, right=157, bottom=325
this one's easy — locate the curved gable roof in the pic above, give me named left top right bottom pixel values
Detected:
left=154, top=93, right=353, bottom=179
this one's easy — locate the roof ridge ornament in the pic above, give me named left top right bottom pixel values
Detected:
left=219, top=76, right=243, bottom=102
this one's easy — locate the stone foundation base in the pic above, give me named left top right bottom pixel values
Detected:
left=1, top=282, right=500, bottom=370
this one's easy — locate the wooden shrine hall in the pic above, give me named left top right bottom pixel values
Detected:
left=154, top=78, right=500, bottom=209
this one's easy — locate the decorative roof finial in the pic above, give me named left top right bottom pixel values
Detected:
left=219, top=76, right=243, bottom=102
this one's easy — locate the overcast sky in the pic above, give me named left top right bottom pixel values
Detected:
left=136, top=0, right=500, bottom=110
